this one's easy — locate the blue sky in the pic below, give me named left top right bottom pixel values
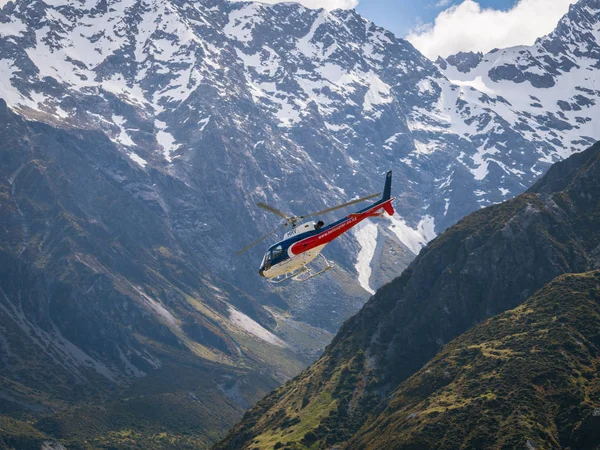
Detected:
left=354, top=0, right=575, bottom=58
left=356, top=0, right=519, bottom=38
left=256, top=0, right=575, bottom=58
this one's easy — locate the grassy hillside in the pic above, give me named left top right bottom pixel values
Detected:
left=351, top=271, right=600, bottom=449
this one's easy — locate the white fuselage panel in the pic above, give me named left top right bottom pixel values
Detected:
left=263, top=244, right=326, bottom=279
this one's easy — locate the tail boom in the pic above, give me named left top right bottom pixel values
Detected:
left=289, top=171, right=396, bottom=255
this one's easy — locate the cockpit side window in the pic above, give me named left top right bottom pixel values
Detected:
left=261, top=252, right=269, bottom=266
left=272, top=245, right=283, bottom=258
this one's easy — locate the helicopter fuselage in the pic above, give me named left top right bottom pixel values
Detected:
left=259, top=196, right=395, bottom=280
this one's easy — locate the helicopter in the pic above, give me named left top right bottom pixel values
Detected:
left=237, top=171, right=395, bottom=283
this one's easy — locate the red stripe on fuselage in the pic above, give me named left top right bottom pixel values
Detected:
left=289, top=199, right=394, bottom=256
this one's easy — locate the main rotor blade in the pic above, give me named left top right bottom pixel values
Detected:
left=236, top=223, right=288, bottom=255
left=301, top=193, right=380, bottom=219
left=257, top=202, right=289, bottom=220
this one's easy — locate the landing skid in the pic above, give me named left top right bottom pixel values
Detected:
left=267, top=254, right=334, bottom=284
left=293, top=254, right=334, bottom=282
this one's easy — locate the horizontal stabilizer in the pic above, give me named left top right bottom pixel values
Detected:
left=382, top=199, right=395, bottom=216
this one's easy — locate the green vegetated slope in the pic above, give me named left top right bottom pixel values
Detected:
left=350, top=271, right=600, bottom=450
left=0, top=101, right=311, bottom=449
left=216, top=142, right=600, bottom=450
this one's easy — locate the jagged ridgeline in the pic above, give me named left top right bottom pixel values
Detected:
left=216, top=142, right=600, bottom=449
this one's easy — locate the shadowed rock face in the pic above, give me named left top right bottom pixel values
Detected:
left=216, top=143, right=600, bottom=450
left=443, top=51, right=483, bottom=73
left=0, top=100, right=307, bottom=448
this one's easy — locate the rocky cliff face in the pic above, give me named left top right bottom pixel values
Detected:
left=0, top=99, right=318, bottom=448
left=216, top=142, right=600, bottom=449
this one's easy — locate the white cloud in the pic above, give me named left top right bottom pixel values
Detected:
left=407, top=0, right=576, bottom=59
left=0, top=0, right=10, bottom=6
left=253, top=0, right=358, bottom=9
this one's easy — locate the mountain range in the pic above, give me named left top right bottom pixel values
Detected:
left=1, top=0, right=600, bottom=448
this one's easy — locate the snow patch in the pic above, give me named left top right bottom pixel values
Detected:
left=419, top=215, right=436, bottom=242
left=363, top=72, right=392, bottom=112
left=198, top=116, right=211, bottom=132
left=354, top=221, right=378, bottom=294
left=0, top=59, right=20, bottom=105
left=449, top=76, right=495, bottom=96
left=228, top=307, right=287, bottom=347
left=128, top=152, right=147, bottom=168
left=133, top=287, right=178, bottom=327
left=112, top=115, right=136, bottom=147
left=0, top=19, right=27, bottom=38
left=385, top=132, right=403, bottom=145
left=155, top=120, right=180, bottom=162
left=388, top=214, right=436, bottom=255
left=417, top=78, right=434, bottom=95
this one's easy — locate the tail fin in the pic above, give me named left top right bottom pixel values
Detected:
left=381, top=171, right=395, bottom=216
left=382, top=171, right=392, bottom=201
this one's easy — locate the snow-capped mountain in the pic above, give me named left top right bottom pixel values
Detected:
left=2, top=0, right=598, bottom=297
left=437, top=0, right=600, bottom=181
left=0, top=0, right=599, bottom=444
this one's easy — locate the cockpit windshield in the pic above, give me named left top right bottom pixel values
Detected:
left=262, top=245, right=284, bottom=267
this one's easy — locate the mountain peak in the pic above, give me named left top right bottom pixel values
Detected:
left=439, top=51, right=483, bottom=74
